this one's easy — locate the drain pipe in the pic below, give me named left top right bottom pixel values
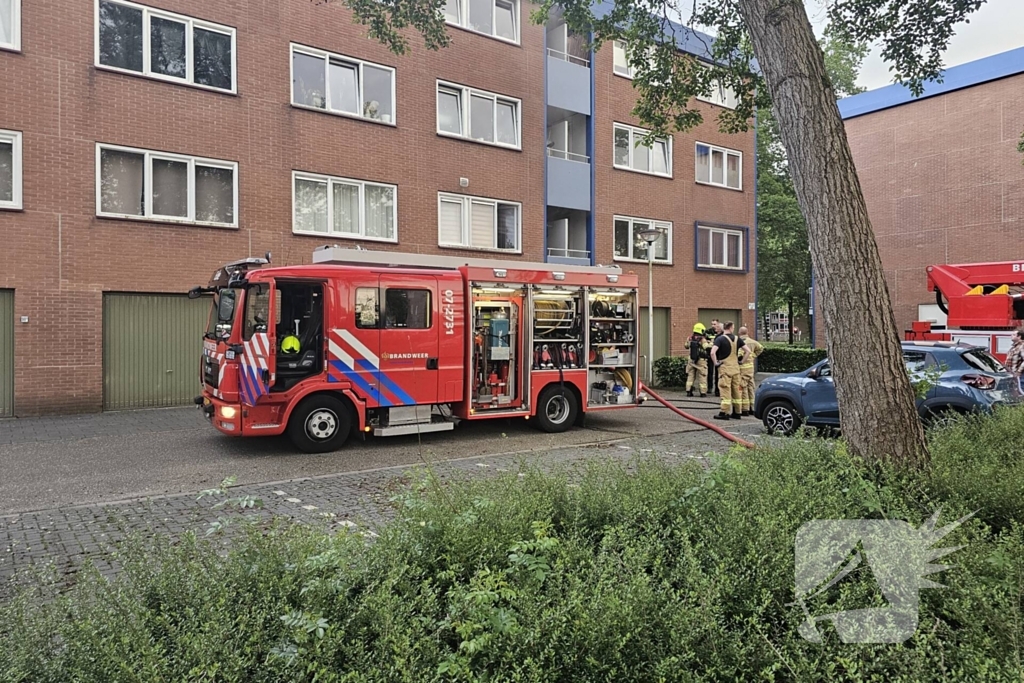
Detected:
left=641, top=384, right=756, bottom=450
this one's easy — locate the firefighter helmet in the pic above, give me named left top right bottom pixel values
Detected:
left=693, top=323, right=706, bottom=334
left=281, top=335, right=301, bottom=354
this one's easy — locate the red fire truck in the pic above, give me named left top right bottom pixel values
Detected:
left=191, top=246, right=643, bottom=452
left=905, top=261, right=1024, bottom=361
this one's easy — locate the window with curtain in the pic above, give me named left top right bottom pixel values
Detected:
left=97, top=144, right=236, bottom=226
left=445, top=0, right=518, bottom=42
left=292, top=172, right=396, bottom=241
left=437, top=81, right=520, bottom=149
left=0, top=129, right=22, bottom=209
left=696, top=224, right=745, bottom=270
left=1, top=0, right=21, bottom=50
left=291, top=45, right=396, bottom=123
left=97, top=0, right=235, bottom=92
left=613, top=123, right=671, bottom=176
left=437, top=192, right=520, bottom=252
left=612, top=216, right=671, bottom=263
left=695, top=142, right=742, bottom=189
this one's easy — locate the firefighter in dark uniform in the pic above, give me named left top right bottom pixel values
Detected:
left=705, top=319, right=722, bottom=397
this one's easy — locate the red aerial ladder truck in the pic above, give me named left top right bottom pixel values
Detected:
left=905, top=260, right=1024, bottom=361
left=191, top=247, right=644, bottom=452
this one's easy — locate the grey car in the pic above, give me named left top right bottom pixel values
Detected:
left=753, top=341, right=1020, bottom=435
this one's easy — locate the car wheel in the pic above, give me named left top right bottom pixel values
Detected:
left=287, top=395, right=352, bottom=453
left=923, top=406, right=962, bottom=429
left=762, top=400, right=801, bottom=436
left=534, top=386, right=579, bottom=433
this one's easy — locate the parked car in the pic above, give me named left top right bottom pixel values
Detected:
left=753, top=341, right=1020, bottom=435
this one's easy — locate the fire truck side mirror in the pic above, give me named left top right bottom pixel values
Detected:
left=187, top=286, right=203, bottom=299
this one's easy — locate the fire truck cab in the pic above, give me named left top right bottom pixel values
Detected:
left=192, top=247, right=643, bottom=452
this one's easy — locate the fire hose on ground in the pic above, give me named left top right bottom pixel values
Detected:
left=640, top=384, right=756, bottom=450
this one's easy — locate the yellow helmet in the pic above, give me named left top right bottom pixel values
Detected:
left=281, top=335, right=301, bottom=354
left=693, top=323, right=706, bottom=334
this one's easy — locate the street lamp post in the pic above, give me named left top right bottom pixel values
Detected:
left=636, top=227, right=664, bottom=386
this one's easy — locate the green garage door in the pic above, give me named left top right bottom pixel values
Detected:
left=638, top=306, right=671, bottom=382
left=103, top=293, right=209, bottom=410
left=0, top=290, right=12, bottom=417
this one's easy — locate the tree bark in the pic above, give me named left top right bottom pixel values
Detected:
left=787, top=299, right=794, bottom=345
left=736, top=0, right=928, bottom=466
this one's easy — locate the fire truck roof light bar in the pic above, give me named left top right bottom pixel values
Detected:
left=312, top=245, right=623, bottom=276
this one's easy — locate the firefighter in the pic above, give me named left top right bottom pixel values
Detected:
left=737, top=326, right=763, bottom=416
left=705, top=319, right=722, bottom=397
left=710, top=321, right=746, bottom=420
left=686, top=323, right=710, bottom=397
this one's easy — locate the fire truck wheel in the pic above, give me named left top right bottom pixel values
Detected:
left=535, top=386, right=579, bottom=433
left=287, top=395, right=352, bottom=453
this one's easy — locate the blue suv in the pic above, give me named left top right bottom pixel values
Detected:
left=753, top=342, right=1021, bottom=435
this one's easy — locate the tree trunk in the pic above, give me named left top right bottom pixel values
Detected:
left=736, top=0, right=928, bottom=466
left=787, top=299, right=794, bottom=345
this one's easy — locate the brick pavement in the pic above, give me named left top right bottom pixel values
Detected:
left=0, top=427, right=757, bottom=598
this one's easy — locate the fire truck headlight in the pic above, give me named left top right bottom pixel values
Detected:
left=219, top=405, right=238, bottom=419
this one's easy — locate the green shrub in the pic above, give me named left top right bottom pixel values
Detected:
left=2, top=414, right=1024, bottom=682
left=757, top=344, right=828, bottom=373
left=652, top=355, right=688, bottom=387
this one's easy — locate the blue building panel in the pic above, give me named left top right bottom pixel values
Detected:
left=547, top=156, right=592, bottom=212
left=547, top=56, right=592, bottom=115
left=838, top=46, right=1024, bottom=120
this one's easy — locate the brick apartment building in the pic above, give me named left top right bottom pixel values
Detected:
left=0, top=0, right=755, bottom=416
left=813, top=47, right=1024, bottom=349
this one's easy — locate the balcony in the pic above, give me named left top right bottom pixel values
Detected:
left=546, top=20, right=591, bottom=115
left=547, top=210, right=590, bottom=265
left=547, top=110, right=590, bottom=212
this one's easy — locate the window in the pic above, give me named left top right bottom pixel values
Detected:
left=613, top=217, right=671, bottom=263
left=444, top=0, right=518, bottom=43
left=96, top=144, right=237, bottom=226
left=696, top=224, right=745, bottom=270
left=1, top=0, right=20, bottom=51
left=290, top=44, right=396, bottom=124
left=903, top=351, right=935, bottom=373
left=612, top=40, right=656, bottom=79
left=0, top=130, right=22, bottom=210
left=96, top=0, right=235, bottom=92
left=613, top=124, right=671, bottom=177
left=437, top=82, right=520, bottom=149
left=438, top=192, right=520, bottom=252
left=695, top=142, right=742, bottom=190
left=696, top=66, right=739, bottom=109
left=384, top=289, right=431, bottom=329
left=292, top=171, right=397, bottom=242
left=355, top=288, right=379, bottom=329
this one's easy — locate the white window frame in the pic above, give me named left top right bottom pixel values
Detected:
left=94, top=0, right=237, bottom=94
left=694, top=141, right=743, bottom=191
left=695, top=64, right=739, bottom=110
left=0, top=129, right=22, bottom=210
left=291, top=171, right=398, bottom=243
left=95, top=143, right=238, bottom=227
left=697, top=224, right=745, bottom=271
left=612, top=216, right=672, bottom=264
left=436, top=80, right=521, bottom=150
left=289, top=43, right=397, bottom=126
left=1, top=0, right=21, bottom=51
left=437, top=192, right=522, bottom=254
left=613, top=123, right=672, bottom=178
left=444, top=0, right=519, bottom=45
left=612, top=40, right=655, bottom=80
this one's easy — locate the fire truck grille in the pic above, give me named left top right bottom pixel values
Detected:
left=203, top=357, right=220, bottom=389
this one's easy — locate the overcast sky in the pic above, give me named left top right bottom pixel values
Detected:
left=804, top=0, right=1024, bottom=91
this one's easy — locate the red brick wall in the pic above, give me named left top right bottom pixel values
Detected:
left=815, top=73, right=1024, bottom=349
left=593, top=48, right=756, bottom=355
left=0, top=0, right=753, bottom=414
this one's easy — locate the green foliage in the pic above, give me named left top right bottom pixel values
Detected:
left=652, top=355, right=689, bottom=387
left=4, top=415, right=1024, bottom=681
left=751, top=345, right=828, bottom=374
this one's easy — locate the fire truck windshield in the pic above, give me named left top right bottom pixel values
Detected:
left=205, top=289, right=240, bottom=340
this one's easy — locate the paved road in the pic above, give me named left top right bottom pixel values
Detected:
left=0, top=393, right=761, bottom=515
